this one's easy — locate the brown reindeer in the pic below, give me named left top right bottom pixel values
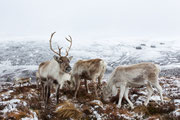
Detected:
left=38, top=32, right=73, bottom=104
left=71, top=58, right=107, bottom=98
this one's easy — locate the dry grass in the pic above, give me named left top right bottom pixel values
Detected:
left=134, top=102, right=177, bottom=120
left=55, top=101, right=82, bottom=120
left=5, top=111, right=30, bottom=120
left=89, top=100, right=103, bottom=108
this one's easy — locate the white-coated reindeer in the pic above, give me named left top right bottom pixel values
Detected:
left=38, top=32, right=73, bottom=104
left=71, top=58, right=107, bottom=98
left=102, top=62, right=163, bottom=109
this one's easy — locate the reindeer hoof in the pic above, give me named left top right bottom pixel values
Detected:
left=144, top=103, right=148, bottom=106
left=87, top=90, right=91, bottom=94
left=130, top=106, right=134, bottom=109
left=117, top=105, right=121, bottom=108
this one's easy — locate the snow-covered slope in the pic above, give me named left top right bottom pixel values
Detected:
left=0, top=39, right=180, bottom=82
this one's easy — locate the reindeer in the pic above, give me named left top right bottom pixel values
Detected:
left=71, top=59, right=107, bottom=98
left=13, top=77, right=31, bottom=87
left=38, top=32, right=73, bottom=104
left=102, top=62, right=163, bottom=109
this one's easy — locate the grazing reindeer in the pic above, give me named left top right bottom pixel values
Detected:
left=13, top=77, right=31, bottom=87
left=71, top=59, right=106, bottom=98
left=102, top=62, right=163, bottom=109
left=38, top=32, right=73, bottom=104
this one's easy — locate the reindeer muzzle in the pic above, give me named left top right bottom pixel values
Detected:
left=66, top=66, right=72, bottom=73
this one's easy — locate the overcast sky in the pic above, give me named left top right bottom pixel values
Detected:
left=0, top=0, right=180, bottom=41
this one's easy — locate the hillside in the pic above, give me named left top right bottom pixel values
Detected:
left=0, top=39, right=180, bottom=119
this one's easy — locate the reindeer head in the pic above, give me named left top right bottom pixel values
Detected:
left=102, top=85, right=112, bottom=101
left=49, top=32, right=73, bottom=73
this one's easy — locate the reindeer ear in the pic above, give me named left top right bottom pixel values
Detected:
left=68, top=56, right=73, bottom=61
left=53, top=55, right=59, bottom=61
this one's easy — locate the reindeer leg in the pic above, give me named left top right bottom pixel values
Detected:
left=44, top=84, right=47, bottom=103
left=37, top=78, right=40, bottom=89
left=84, top=79, right=90, bottom=93
left=45, top=78, right=50, bottom=104
left=74, top=80, right=80, bottom=98
left=74, top=76, right=80, bottom=98
left=60, top=81, right=64, bottom=89
left=56, top=85, right=60, bottom=104
left=97, top=75, right=103, bottom=89
left=43, top=83, right=46, bottom=101
left=41, top=82, right=45, bottom=100
left=117, top=84, right=126, bottom=108
left=124, top=87, right=134, bottom=109
left=92, top=77, right=98, bottom=97
left=47, top=84, right=51, bottom=104
left=144, top=83, right=153, bottom=106
left=153, top=82, right=164, bottom=103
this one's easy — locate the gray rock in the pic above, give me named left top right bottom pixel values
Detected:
left=160, top=42, right=165, bottom=45
left=135, top=46, right=142, bottom=50
left=140, top=44, right=146, bottom=46
left=150, top=45, right=156, bottom=48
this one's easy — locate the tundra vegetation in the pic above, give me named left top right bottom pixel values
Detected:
left=0, top=76, right=179, bottom=119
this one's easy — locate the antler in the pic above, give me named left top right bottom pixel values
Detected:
left=49, top=32, right=62, bottom=56
left=58, top=45, right=63, bottom=56
left=49, top=32, right=72, bottom=57
left=65, top=35, right=72, bottom=56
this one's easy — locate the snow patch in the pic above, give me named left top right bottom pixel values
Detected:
left=0, top=99, right=27, bottom=114
left=173, top=109, right=180, bottom=117
left=93, top=111, right=101, bottom=120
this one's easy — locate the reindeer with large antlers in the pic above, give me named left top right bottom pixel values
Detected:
left=38, top=32, right=73, bottom=104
